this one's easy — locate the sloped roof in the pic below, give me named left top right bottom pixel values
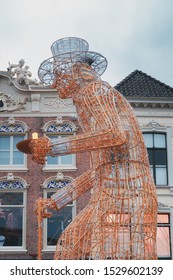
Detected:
left=115, top=70, right=173, bottom=98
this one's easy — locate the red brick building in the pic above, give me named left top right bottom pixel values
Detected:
left=0, top=69, right=91, bottom=259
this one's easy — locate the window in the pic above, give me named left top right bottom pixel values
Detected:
left=0, top=174, right=26, bottom=250
left=47, top=135, right=73, bottom=166
left=157, top=213, right=171, bottom=259
left=43, top=175, right=75, bottom=250
left=43, top=118, right=77, bottom=170
left=143, top=133, right=168, bottom=185
left=105, top=212, right=172, bottom=259
left=0, top=119, right=28, bottom=169
left=0, top=135, right=24, bottom=166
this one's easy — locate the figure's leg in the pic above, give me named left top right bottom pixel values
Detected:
left=54, top=204, right=94, bottom=260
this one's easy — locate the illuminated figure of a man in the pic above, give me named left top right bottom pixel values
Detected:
left=18, top=38, right=158, bottom=260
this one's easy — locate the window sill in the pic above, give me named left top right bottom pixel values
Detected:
left=43, top=244, right=66, bottom=252
left=156, top=185, right=168, bottom=187
left=43, top=166, right=77, bottom=172
left=0, top=167, right=28, bottom=172
left=42, top=248, right=56, bottom=252
left=0, top=249, right=27, bottom=254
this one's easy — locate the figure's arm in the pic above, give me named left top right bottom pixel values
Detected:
left=34, top=169, right=95, bottom=216
left=50, top=85, right=126, bottom=156
left=30, top=84, right=126, bottom=164
left=51, top=169, right=95, bottom=209
left=50, top=128, right=123, bottom=156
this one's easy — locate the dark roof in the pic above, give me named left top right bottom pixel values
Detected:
left=115, top=70, right=173, bottom=98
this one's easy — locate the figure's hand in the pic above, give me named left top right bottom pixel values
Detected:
left=34, top=198, right=57, bottom=218
left=29, top=137, right=51, bottom=164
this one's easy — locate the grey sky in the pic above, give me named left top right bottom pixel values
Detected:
left=0, top=0, right=173, bottom=87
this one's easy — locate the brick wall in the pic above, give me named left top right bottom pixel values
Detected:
left=0, top=116, right=90, bottom=259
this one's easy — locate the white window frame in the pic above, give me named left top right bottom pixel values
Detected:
left=0, top=179, right=27, bottom=252
left=0, top=134, right=27, bottom=170
left=0, top=120, right=28, bottom=171
left=42, top=119, right=77, bottom=171
left=142, top=125, right=172, bottom=187
left=157, top=212, right=172, bottom=260
left=45, top=134, right=76, bottom=171
left=42, top=176, right=76, bottom=252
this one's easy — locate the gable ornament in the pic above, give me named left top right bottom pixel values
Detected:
left=0, top=92, right=28, bottom=112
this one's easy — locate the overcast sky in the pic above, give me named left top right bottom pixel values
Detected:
left=1, top=0, right=173, bottom=87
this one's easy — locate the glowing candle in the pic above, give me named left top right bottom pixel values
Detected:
left=32, top=132, right=38, bottom=139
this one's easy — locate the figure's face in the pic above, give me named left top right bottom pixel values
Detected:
left=54, top=72, right=79, bottom=99
left=53, top=68, right=79, bottom=99
left=52, top=63, right=98, bottom=99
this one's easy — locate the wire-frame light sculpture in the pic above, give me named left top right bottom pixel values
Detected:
left=17, top=37, right=158, bottom=260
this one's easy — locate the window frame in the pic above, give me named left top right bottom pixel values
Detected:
left=42, top=120, right=78, bottom=171
left=45, top=133, right=76, bottom=170
left=0, top=186, right=27, bottom=252
left=143, top=131, right=168, bottom=186
left=157, top=213, right=172, bottom=259
left=0, top=119, right=28, bottom=171
left=0, top=133, right=27, bottom=168
left=42, top=177, right=76, bottom=252
left=105, top=212, right=172, bottom=259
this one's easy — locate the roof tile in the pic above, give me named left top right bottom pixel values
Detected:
left=115, top=70, right=173, bottom=98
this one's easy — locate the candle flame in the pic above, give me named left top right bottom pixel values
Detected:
left=32, top=132, right=38, bottom=139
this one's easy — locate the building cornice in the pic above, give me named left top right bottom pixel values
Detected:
left=126, top=96, right=173, bottom=109
left=130, top=101, right=173, bottom=108
left=0, top=71, right=56, bottom=94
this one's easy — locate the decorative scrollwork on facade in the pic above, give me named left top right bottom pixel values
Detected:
left=145, top=120, right=164, bottom=128
left=47, top=179, right=71, bottom=189
left=44, top=97, right=73, bottom=110
left=42, top=118, right=77, bottom=133
left=43, top=173, right=72, bottom=189
left=0, top=173, right=25, bottom=189
left=0, top=118, right=26, bottom=133
left=46, top=123, right=74, bottom=133
left=158, top=202, right=169, bottom=208
left=0, top=181, right=24, bottom=189
left=0, top=124, right=25, bottom=133
left=0, top=92, right=28, bottom=112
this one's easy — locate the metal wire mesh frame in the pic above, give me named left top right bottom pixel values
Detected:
left=38, top=52, right=107, bottom=85
left=17, top=38, right=158, bottom=260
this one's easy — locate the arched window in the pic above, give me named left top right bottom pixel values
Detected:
left=42, top=117, right=77, bottom=170
left=43, top=173, right=75, bottom=250
left=0, top=173, right=27, bottom=251
left=0, top=117, right=28, bottom=170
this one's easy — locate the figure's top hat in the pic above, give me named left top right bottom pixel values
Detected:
left=38, top=37, right=107, bottom=85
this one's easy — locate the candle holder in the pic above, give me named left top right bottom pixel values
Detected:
left=16, top=134, right=50, bottom=164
